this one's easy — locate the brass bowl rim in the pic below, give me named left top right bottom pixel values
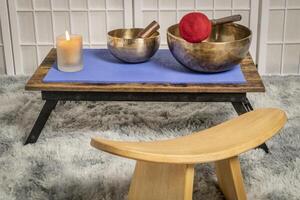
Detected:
left=167, top=23, right=252, bottom=44
left=107, top=28, right=160, bottom=40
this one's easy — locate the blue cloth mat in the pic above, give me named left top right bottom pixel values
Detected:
left=43, top=49, right=246, bottom=84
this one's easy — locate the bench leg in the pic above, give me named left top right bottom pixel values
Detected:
left=24, top=100, right=58, bottom=145
left=232, top=99, right=270, bottom=153
left=215, top=156, right=247, bottom=200
left=128, top=161, right=194, bottom=200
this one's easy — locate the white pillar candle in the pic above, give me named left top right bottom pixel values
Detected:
left=56, top=31, right=83, bottom=72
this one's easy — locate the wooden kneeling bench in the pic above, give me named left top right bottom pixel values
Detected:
left=91, top=108, right=287, bottom=200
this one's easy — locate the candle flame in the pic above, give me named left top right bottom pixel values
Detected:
left=65, top=30, right=70, bottom=41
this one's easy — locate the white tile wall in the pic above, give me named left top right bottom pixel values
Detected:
left=266, top=44, right=282, bottom=74
left=0, top=18, right=5, bottom=74
left=265, top=0, right=300, bottom=74
left=0, top=0, right=298, bottom=75
left=9, top=0, right=132, bottom=74
left=283, top=44, right=300, bottom=74
left=0, top=0, right=14, bottom=75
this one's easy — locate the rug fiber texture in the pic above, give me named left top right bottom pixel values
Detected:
left=0, top=76, right=299, bottom=200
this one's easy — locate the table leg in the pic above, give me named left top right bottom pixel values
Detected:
left=24, top=100, right=58, bottom=145
left=232, top=98, right=270, bottom=153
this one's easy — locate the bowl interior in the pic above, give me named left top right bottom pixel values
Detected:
left=168, top=23, right=251, bottom=43
left=108, top=28, right=159, bottom=40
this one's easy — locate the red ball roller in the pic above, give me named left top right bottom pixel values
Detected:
left=179, top=12, right=212, bottom=43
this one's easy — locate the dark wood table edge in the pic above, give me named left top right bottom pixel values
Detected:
left=24, top=48, right=268, bottom=153
left=25, top=48, right=265, bottom=93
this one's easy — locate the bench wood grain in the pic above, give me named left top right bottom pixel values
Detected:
left=91, top=108, right=287, bottom=200
left=91, top=108, right=286, bottom=164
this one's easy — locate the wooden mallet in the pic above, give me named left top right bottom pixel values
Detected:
left=137, top=21, right=160, bottom=38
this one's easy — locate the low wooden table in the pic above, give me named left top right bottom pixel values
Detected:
left=25, top=48, right=268, bottom=152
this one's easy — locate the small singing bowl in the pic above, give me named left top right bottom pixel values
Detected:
left=107, top=28, right=160, bottom=63
left=167, top=23, right=252, bottom=72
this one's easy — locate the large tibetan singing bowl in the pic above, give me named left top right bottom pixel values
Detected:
left=167, top=23, right=251, bottom=72
left=107, top=28, right=160, bottom=63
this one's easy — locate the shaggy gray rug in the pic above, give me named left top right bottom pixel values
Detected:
left=0, top=76, right=299, bottom=200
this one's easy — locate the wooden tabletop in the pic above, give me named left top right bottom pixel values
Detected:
left=25, top=48, right=265, bottom=93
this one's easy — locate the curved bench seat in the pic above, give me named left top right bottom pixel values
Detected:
left=91, top=108, right=286, bottom=164
left=91, top=108, right=287, bottom=200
